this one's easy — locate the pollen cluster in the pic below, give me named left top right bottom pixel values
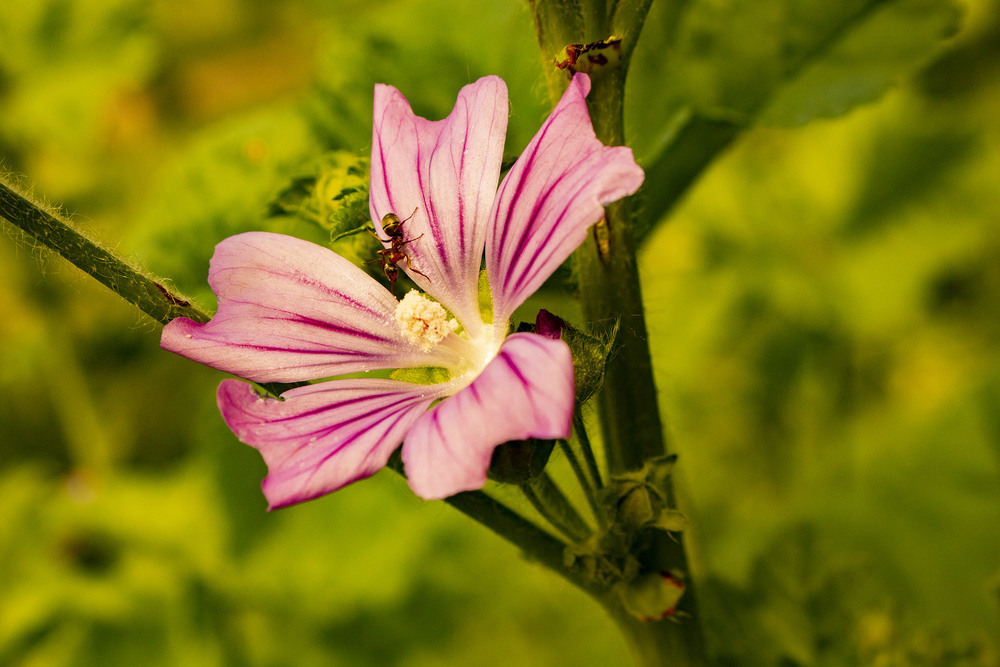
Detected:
left=395, top=290, right=459, bottom=352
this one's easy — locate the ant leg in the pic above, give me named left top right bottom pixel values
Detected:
left=365, top=249, right=390, bottom=270
left=398, top=207, right=419, bottom=225
left=403, top=255, right=429, bottom=280
left=398, top=233, right=425, bottom=247
left=367, top=227, right=391, bottom=244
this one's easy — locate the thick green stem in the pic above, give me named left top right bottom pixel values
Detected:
left=528, top=0, right=710, bottom=656
left=580, top=68, right=708, bottom=664
left=577, top=67, right=668, bottom=474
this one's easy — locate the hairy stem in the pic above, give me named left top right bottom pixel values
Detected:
left=579, top=66, right=708, bottom=666
left=0, top=175, right=300, bottom=398
left=0, top=175, right=208, bottom=326
left=577, top=67, right=668, bottom=474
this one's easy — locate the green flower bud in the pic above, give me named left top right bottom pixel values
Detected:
left=532, top=310, right=612, bottom=403
left=487, top=438, right=555, bottom=485
left=616, top=483, right=658, bottom=532
left=270, top=151, right=370, bottom=238
left=603, top=455, right=686, bottom=535
left=617, top=571, right=686, bottom=622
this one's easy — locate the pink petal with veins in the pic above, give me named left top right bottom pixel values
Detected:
left=487, top=73, right=644, bottom=325
left=402, top=333, right=574, bottom=500
left=370, top=76, right=508, bottom=334
left=218, top=378, right=443, bottom=510
left=162, top=232, right=455, bottom=383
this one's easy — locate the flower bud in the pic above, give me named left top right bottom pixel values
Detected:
left=534, top=309, right=564, bottom=339
left=618, top=571, right=686, bottom=622
left=487, top=438, right=555, bottom=485
left=616, top=483, right=658, bottom=532
left=531, top=311, right=611, bottom=403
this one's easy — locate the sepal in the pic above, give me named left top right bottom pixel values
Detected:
left=564, top=455, right=688, bottom=593
left=602, top=454, right=685, bottom=534
left=563, top=533, right=641, bottom=589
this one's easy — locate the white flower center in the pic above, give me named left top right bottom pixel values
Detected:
left=395, top=290, right=459, bottom=352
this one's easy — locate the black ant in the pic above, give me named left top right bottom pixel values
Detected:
left=367, top=207, right=428, bottom=294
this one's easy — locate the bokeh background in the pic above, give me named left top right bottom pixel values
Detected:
left=1, top=0, right=998, bottom=664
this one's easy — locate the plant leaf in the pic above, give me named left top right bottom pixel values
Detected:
left=758, top=0, right=963, bottom=126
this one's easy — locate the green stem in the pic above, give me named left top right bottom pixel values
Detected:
left=578, top=67, right=708, bottom=663
left=573, top=407, right=604, bottom=489
left=0, top=175, right=297, bottom=398
left=522, top=471, right=592, bottom=542
left=529, top=3, right=710, bottom=659
left=558, top=438, right=602, bottom=524
left=0, top=175, right=209, bottom=326
left=383, top=455, right=602, bottom=595
left=577, top=67, right=668, bottom=474
left=444, top=488, right=576, bottom=583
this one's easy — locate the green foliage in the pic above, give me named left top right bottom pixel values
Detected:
left=629, top=0, right=961, bottom=148
left=759, top=0, right=963, bottom=126
left=672, top=0, right=959, bottom=124
left=269, top=151, right=371, bottom=242
left=132, top=105, right=332, bottom=304
left=626, top=0, right=962, bottom=240
left=639, top=17, right=1000, bottom=658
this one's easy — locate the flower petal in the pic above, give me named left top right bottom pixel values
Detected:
left=401, top=333, right=574, bottom=500
left=370, top=76, right=508, bottom=334
left=487, top=73, right=645, bottom=325
left=218, top=378, right=442, bottom=510
left=161, top=232, right=454, bottom=383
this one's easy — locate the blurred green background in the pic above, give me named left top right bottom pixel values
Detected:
left=1, top=0, right=998, bottom=664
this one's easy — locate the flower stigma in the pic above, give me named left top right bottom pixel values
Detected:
left=395, top=290, right=459, bottom=353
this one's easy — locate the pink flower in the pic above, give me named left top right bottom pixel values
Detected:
left=161, top=73, right=643, bottom=509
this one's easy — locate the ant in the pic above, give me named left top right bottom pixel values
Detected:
left=367, top=207, right=428, bottom=294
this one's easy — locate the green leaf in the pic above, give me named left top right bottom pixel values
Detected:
left=667, top=0, right=787, bottom=121
left=660, top=0, right=961, bottom=127
left=628, top=0, right=961, bottom=243
left=269, top=151, right=371, bottom=241
left=759, top=0, right=963, bottom=126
